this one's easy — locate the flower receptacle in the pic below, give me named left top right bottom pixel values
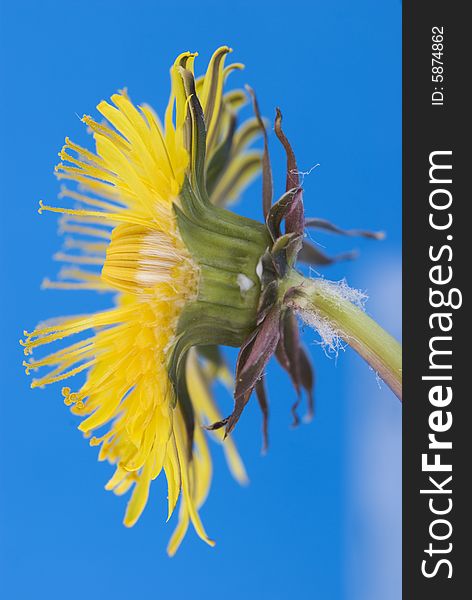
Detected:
left=174, top=195, right=270, bottom=349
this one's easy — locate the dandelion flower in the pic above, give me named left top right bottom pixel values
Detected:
left=22, top=47, right=401, bottom=555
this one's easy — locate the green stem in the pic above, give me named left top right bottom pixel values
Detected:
left=286, top=272, right=402, bottom=401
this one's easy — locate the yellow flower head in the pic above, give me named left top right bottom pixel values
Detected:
left=22, top=47, right=264, bottom=555
left=23, top=46, right=383, bottom=555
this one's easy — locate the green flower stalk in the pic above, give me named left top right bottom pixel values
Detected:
left=284, top=274, right=402, bottom=400
left=21, top=46, right=402, bottom=555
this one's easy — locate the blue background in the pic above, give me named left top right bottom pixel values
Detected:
left=0, top=1, right=401, bottom=598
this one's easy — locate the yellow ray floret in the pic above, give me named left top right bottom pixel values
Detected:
left=22, top=47, right=259, bottom=554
